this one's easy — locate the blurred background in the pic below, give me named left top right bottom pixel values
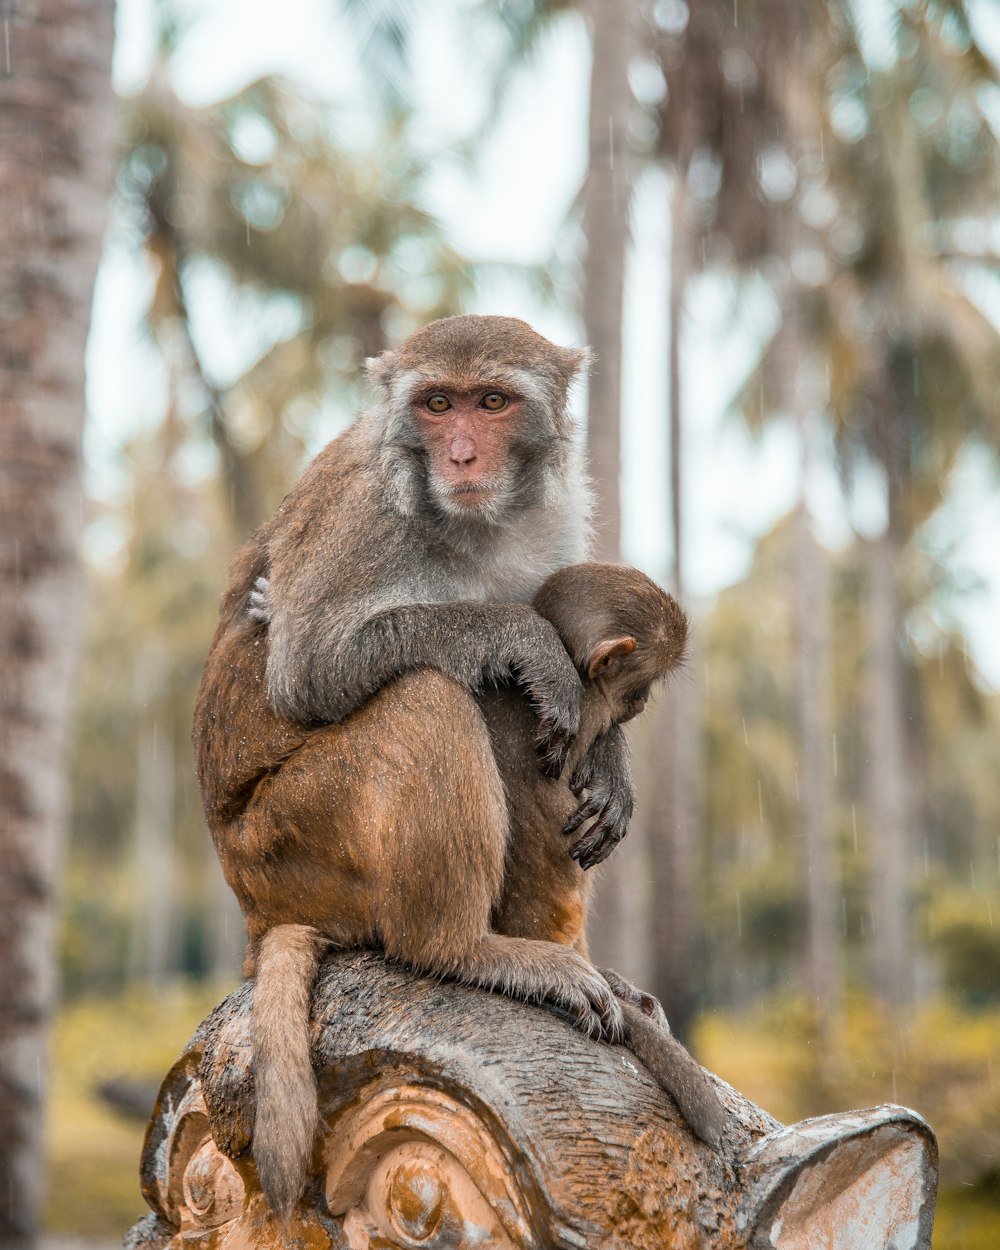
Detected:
left=2, top=0, right=1000, bottom=1243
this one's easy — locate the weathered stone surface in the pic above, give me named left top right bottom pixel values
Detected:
left=125, top=951, right=937, bottom=1248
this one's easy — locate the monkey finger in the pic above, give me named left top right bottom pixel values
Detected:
left=595, top=992, right=626, bottom=1044
left=535, top=722, right=572, bottom=778
left=563, top=793, right=605, bottom=836
left=247, top=576, right=272, bottom=623
left=569, top=759, right=596, bottom=797
left=572, top=815, right=628, bottom=870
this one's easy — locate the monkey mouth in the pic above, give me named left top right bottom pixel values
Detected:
left=446, top=482, right=493, bottom=503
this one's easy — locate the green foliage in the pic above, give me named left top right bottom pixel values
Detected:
left=926, top=889, right=1000, bottom=1006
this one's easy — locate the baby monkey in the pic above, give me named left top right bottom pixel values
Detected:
left=196, top=562, right=724, bottom=1220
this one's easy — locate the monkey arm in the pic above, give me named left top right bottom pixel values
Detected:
left=562, top=725, right=635, bottom=869
left=267, top=600, right=584, bottom=776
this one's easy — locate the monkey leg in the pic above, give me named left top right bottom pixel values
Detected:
left=364, top=672, right=624, bottom=1043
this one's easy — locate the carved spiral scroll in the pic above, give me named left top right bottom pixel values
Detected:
left=325, top=1082, right=535, bottom=1249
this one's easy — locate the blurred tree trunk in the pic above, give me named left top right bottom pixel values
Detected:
left=578, top=0, right=643, bottom=975
left=867, top=527, right=910, bottom=1007
left=647, top=172, right=698, bottom=1044
left=0, top=2, right=116, bottom=1244
left=579, top=0, right=632, bottom=562
left=866, top=418, right=913, bottom=1008
left=129, top=647, right=177, bottom=989
left=792, top=372, right=839, bottom=1042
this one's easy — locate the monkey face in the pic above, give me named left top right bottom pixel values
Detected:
left=412, top=386, right=529, bottom=517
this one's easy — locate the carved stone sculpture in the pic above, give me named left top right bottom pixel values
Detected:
left=125, top=952, right=937, bottom=1249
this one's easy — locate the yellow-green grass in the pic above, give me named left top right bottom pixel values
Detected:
left=43, top=982, right=232, bottom=1237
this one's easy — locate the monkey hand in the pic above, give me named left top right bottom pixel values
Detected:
left=515, top=618, right=583, bottom=777
left=564, top=725, right=635, bottom=870
left=247, top=576, right=272, bottom=623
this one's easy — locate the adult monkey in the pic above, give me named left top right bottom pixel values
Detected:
left=196, top=315, right=644, bottom=1217
left=254, top=314, right=631, bottom=856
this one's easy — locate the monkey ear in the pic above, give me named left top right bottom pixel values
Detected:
left=364, top=349, right=398, bottom=397
left=560, top=345, right=593, bottom=384
left=586, top=636, right=637, bottom=679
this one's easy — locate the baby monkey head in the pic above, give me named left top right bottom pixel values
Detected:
left=534, top=563, right=688, bottom=724
left=366, top=315, right=590, bottom=522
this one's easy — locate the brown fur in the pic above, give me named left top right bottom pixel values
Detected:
left=195, top=560, right=723, bottom=1221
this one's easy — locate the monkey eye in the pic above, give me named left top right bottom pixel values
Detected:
left=480, top=392, right=508, bottom=412
left=426, top=394, right=451, bottom=414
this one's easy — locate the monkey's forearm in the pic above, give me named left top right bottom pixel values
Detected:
left=269, top=600, right=583, bottom=772
left=563, top=725, right=635, bottom=869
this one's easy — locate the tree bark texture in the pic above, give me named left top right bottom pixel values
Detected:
left=0, top=2, right=116, bottom=1242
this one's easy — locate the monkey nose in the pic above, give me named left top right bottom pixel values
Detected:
left=450, top=435, right=477, bottom=465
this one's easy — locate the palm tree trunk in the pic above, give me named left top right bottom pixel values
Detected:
left=578, top=0, right=642, bottom=975
left=0, top=2, right=115, bottom=1242
left=865, top=376, right=915, bottom=1010
left=647, top=169, right=698, bottom=1043
left=867, top=523, right=912, bottom=1007
left=793, top=409, right=839, bottom=1041
left=580, top=0, right=633, bottom=564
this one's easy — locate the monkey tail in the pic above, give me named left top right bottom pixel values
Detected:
left=621, top=1002, right=727, bottom=1149
left=252, top=923, right=326, bottom=1223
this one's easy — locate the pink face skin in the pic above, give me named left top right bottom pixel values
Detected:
left=414, top=388, right=525, bottom=507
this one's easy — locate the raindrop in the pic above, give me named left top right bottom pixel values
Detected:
left=832, top=733, right=839, bottom=778
left=608, top=115, right=615, bottom=172
left=794, top=767, right=800, bottom=804
left=923, top=838, right=929, bottom=878
left=757, top=779, right=764, bottom=824
left=891, top=1069, right=898, bottom=1102
left=736, top=891, right=743, bottom=938
left=988, top=900, right=993, bottom=929
left=851, top=804, right=858, bottom=853
left=841, top=894, right=848, bottom=937
left=970, top=861, right=977, bottom=890
left=742, top=717, right=748, bottom=746
left=3, top=19, right=9, bottom=75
